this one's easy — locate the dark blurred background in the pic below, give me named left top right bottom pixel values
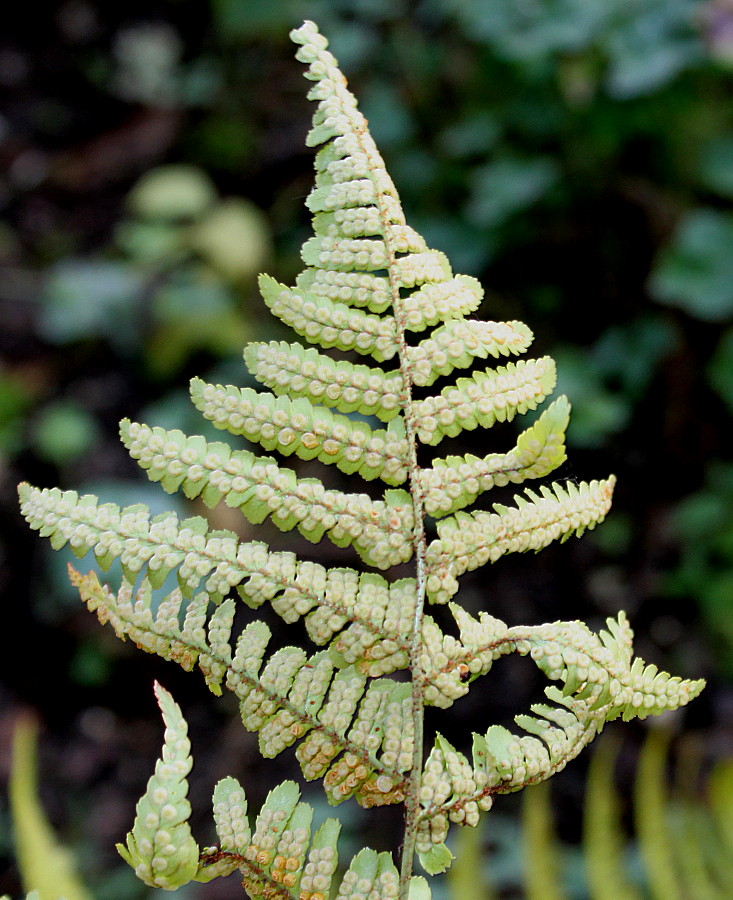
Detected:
left=2, top=0, right=733, bottom=897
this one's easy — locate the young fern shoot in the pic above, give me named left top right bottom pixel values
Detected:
left=18, top=20, right=704, bottom=900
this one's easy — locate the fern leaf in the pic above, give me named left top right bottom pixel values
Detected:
left=506, top=612, right=705, bottom=719
left=420, top=396, right=570, bottom=518
left=425, top=477, right=616, bottom=603
left=333, top=848, right=401, bottom=900
left=412, top=357, right=557, bottom=447
left=408, top=318, right=533, bottom=387
left=190, top=377, right=409, bottom=485
left=69, top=567, right=413, bottom=808
left=259, top=274, right=399, bottom=361
left=398, top=275, right=484, bottom=331
left=20, top=482, right=421, bottom=674
left=414, top=605, right=705, bottom=853
left=244, top=340, right=404, bottom=422
left=116, top=682, right=200, bottom=889
left=120, top=419, right=415, bottom=568
left=16, top=17, right=706, bottom=895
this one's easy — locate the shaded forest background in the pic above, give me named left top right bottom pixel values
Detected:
left=1, top=0, right=733, bottom=897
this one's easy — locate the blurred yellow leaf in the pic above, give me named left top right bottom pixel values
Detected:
left=9, top=716, right=94, bottom=900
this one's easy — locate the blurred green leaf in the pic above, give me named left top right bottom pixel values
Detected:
left=448, top=825, right=496, bottom=900
left=698, top=135, right=733, bottom=198
left=114, top=220, right=186, bottom=265
left=522, top=782, right=569, bottom=900
left=649, top=209, right=733, bottom=321
left=39, top=260, right=144, bottom=350
left=438, top=112, right=502, bottom=159
left=211, top=0, right=296, bottom=38
left=31, top=401, right=100, bottom=465
left=146, top=267, right=249, bottom=377
left=126, top=164, right=218, bottom=221
left=466, top=156, right=559, bottom=228
left=443, top=0, right=609, bottom=59
left=554, top=346, right=630, bottom=447
left=188, top=198, right=271, bottom=282
left=603, top=0, right=702, bottom=98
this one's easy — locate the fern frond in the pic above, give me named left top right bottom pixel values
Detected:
left=416, top=688, right=605, bottom=860
left=190, top=377, right=409, bottom=485
left=244, top=340, right=404, bottom=422
left=420, top=396, right=570, bottom=518
left=398, top=276, right=484, bottom=331
left=408, top=318, right=533, bottom=387
left=116, top=682, right=200, bottom=888
left=16, top=18, right=705, bottom=897
left=506, top=612, right=705, bottom=720
left=412, top=357, right=557, bottom=446
left=413, top=609, right=705, bottom=855
left=119, top=420, right=415, bottom=568
left=70, top=567, right=413, bottom=808
left=19, top=482, right=419, bottom=670
left=425, top=477, right=616, bottom=603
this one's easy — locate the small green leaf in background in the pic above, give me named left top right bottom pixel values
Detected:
left=649, top=208, right=733, bottom=321
left=39, top=260, right=144, bottom=350
left=31, top=400, right=100, bottom=466
left=10, top=717, right=94, bottom=900
left=466, top=156, right=559, bottom=229
left=698, top=134, right=733, bottom=198
left=126, top=164, right=218, bottom=221
left=188, top=198, right=271, bottom=282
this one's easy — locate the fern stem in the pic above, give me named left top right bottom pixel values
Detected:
left=362, top=139, right=430, bottom=897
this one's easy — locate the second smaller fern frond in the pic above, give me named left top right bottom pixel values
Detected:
left=122, top=682, right=411, bottom=898
left=116, top=682, right=199, bottom=889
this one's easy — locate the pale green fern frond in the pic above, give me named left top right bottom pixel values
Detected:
left=19, top=482, right=420, bottom=676
left=69, top=567, right=413, bottom=808
left=242, top=341, right=403, bottom=422
left=426, top=477, right=616, bottom=603
left=120, top=419, right=415, bottom=569
left=122, top=682, right=413, bottom=899
left=17, top=18, right=704, bottom=897
left=189, top=377, right=409, bottom=485
left=420, top=396, right=570, bottom=518
left=412, top=610, right=704, bottom=855
left=116, top=682, right=199, bottom=888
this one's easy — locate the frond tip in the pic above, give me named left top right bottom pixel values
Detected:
left=116, top=682, right=199, bottom=889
